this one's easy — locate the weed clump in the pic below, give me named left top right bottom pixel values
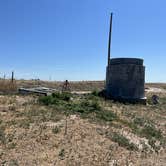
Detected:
left=140, top=124, right=162, bottom=140
left=80, top=100, right=101, bottom=113
left=133, top=117, right=145, bottom=126
left=66, top=99, right=101, bottom=115
left=39, top=92, right=72, bottom=106
left=38, top=92, right=119, bottom=123
left=111, top=132, right=138, bottom=151
left=39, top=95, right=58, bottom=105
left=91, top=89, right=99, bottom=96
left=97, top=111, right=117, bottom=122
left=52, top=92, right=71, bottom=101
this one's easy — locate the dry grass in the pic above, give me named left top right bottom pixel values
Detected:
left=0, top=80, right=17, bottom=94
left=146, top=83, right=166, bottom=89
left=16, top=80, right=166, bottom=92
left=0, top=83, right=166, bottom=165
left=16, top=79, right=105, bottom=91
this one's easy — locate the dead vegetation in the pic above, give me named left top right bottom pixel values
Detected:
left=0, top=79, right=17, bottom=94
left=0, top=83, right=166, bottom=165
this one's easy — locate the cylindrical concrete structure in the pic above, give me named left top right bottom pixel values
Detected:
left=106, top=58, right=145, bottom=101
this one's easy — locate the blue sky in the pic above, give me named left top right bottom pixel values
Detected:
left=0, top=0, right=165, bottom=82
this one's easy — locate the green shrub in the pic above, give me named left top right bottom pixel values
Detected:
left=81, top=100, right=101, bottom=113
left=91, top=100, right=101, bottom=110
left=39, top=92, right=118, bottom=123
left=39, top=96, right=58, bottom=105
left=69, top=100, right=101, bottom=114
left=118, top=119, right=139, bottom=134
left=52, top=92, right=61, bottom=98
left=60, top=92, right=71, bottom=101
left=71, top=103, right=85, bottom=113
left=133, top=117, right=145, bottom=126
left=111, top=132, right=138, bottom=151
left=97, top=111, right=117, bottom=122
left=39, top=92, right=72, bottom=106
left=140, top=124, right=162, bottom=140
left=91, top=89, right=99, bottom=96
left=52, top=92, right=71, bottom=101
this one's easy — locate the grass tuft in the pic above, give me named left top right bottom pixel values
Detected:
left=97, top=111, right=117, bottom=122
left=111, top=132, right=138, bottom=151
left=140, top=124, right=162, bottom=140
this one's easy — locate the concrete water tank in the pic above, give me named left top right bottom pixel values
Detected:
left=106, top=58, right=146, bottom=103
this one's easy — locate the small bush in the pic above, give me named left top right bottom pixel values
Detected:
left=140, top=124, right=162, bottom=140
left=80, top=100, right=101, bottom=112
left=133, top=117, right=145, bottom=126
left=97, top=111, right=117, bottom=122
left=39, top=96, right=58, bottom=105
left=71, top=103, right=85, bottom=113
left=91, top=89, right=99, bottom=96
left=52, top=92, right=71, bottom=101
left=91, top=100, right=101, bottom=110
left=59, top=92, right=71, bottom=101
left=52, top=92, right=61, bottom=98
left=39, top=92, right=72, bottom=106
left=111, top=132, right=138, bottom=151
left=118, top=119, right=138, bottom=133
left=69, top=100, right=101, bottom=114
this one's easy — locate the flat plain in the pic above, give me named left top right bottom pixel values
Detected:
left=0, top=80, right=166, bottom=166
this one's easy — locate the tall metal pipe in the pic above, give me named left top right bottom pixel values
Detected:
left=108, top=13, right=113, bottom=66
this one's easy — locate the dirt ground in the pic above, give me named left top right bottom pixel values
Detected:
left=0, top=82, right=166, bottom=166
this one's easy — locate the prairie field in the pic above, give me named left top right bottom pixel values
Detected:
left=0, top=80, right=166, bottom=166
